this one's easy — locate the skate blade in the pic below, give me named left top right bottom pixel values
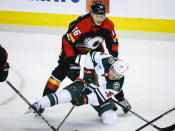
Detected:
left=24, top=108, right=33, bottom=114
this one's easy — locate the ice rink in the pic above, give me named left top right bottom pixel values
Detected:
left=0, top=24, right=175, bottom=131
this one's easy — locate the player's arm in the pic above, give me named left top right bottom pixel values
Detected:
left=62, top=20, right=82, bottom=61
left=61, top=16, right=85, bottom=81
left=61, top=14, right=84, bottom=60
left=63, top=22, right=83, bottom=81
left=91, top=51, right=112, bottom=64
left=61, top=36, right=81, bottom=81
left=83, top=52, right=96, bottom=84
left=103, top=21, right=119, bottom=57
left=66, top=15, right=83, bottom=47
left=84, top=51, right=112, bottom=83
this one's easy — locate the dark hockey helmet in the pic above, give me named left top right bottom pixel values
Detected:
left=91, top=1, right=106, bottom=15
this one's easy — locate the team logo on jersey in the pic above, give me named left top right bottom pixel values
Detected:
left=108, top=56, right=115, bottom=64
left=77, top=36, right=104, bottom=50
left=70, top=86, right=77, bottom=90
left=113, top=82, right=120, bottom=91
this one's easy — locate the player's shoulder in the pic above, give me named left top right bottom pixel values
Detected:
left=75, top=13, right=91, bottom=25
left=101, top=17, right=114, bottom=31
left=67, top=13, right=91, bottom=33
left=73, top=13, right=92, bottom=32
left=79, top=13, right=91, bottom=20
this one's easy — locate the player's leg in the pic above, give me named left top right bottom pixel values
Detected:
left=87, top=86, right=118, bottom=124
left=47, top=80, right=85, bottom=106
left=92, top=101, right=117, bottom=125
left=31, top=81, right=85, bottom=113
left=101, top=109, right=117, bottom=125
left=42, top=41, right=80, bottom=97
left=42, top=53, right=69, bottom=96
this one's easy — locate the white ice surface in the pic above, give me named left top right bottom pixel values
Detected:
left=0, top=24, right=175, bottom=131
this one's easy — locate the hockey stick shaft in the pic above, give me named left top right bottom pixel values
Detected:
left=113, top=100, right=161, bottom=130
left=57, top=106, right=75, bottom=130
left=6, top=80, right=57, bottom=131
left=135, top=106, right=175, bottom=131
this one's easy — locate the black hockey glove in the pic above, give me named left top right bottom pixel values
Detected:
left=71, top=94, right=88, bottom=106
left=0, top=62, right=9, bottom=82
left=67, top=63, right=80, bottom=81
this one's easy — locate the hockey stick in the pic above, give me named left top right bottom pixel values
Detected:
left=112, top=99, right=162, bottom=130
left=135, top=106, right=175, bottom=131
left=6, top=80, right=57, bottom=131
left=161, top=123, right=175, bottom=131
left=56, top=55, right=81, bottom=130
left=57, top=105, right=75, bottom=130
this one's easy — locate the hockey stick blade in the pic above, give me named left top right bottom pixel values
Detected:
left=135, top=106, right=175, bottom=131
left=161, top=123, right=175, bottom=131
left=6, top=80, right=57, bottom=131
left=24, top=107, right=33, bottom=114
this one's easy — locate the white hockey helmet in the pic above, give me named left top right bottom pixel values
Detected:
left=111, top=58, right=129, bottom=79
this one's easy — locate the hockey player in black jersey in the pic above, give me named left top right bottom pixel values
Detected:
left=43, top=1, right=119, bottom=94
left=42, top=1, right=127, bottom=112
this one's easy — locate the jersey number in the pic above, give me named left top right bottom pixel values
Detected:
left=72, top=26, right=81, bottom=36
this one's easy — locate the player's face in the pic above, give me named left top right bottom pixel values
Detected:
left=108, top=67, right=121, bottom=80
left=92, top=13, right=106, bottom=26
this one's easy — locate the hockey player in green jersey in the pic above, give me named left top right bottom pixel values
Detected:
left=30, top=51, right=131, bottom=125
left=83, top=51, right=131, bottom=115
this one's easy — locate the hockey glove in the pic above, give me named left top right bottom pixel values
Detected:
left=71, top=94, right=88, bottom=106
left=0, top=62, right=9, bottom=82
left=67, top=63, right=80, bottom=81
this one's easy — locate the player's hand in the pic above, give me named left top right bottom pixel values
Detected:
left=67, top=63, right=80, bottom=81
left=71, top=94, right=88, bottom=106
left=0, top=62, right=9, bottom=82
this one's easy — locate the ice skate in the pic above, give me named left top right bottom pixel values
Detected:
left=25, top=102, right=45, bottom=114
left=119, top=98, right=131, bottom=113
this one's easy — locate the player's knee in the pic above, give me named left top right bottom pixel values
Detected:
left=56, top=89, right=72, bottom=104
left=101, top=109, right=117, bottom=125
